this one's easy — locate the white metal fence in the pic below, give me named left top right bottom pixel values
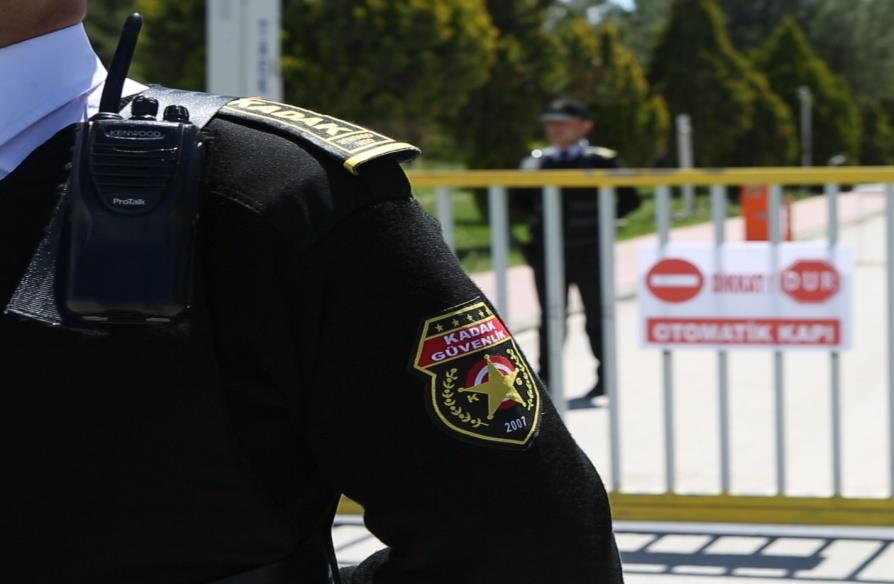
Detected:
left=411, top=167, right=894, bottom=524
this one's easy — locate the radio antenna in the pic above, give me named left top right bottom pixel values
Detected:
left=98, top=13, right=143, bottom=113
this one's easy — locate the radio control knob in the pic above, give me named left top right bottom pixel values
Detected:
left=131, top=96, right=159, bottom=119
left=163, top=105, right=190, bottom=123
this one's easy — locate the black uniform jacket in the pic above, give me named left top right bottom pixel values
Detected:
left=0, top=109, right=623, bottom=583
left=516, top=147, right=641, bottom=247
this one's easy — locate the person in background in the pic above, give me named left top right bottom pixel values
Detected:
left=518, top=98, right=642, bottom=404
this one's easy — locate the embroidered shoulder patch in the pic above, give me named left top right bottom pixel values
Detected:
left=412, top=299, right=541, bottom=448
left=218, top=97, right=421, bottom=174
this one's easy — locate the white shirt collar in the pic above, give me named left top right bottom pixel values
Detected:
left=0, top=23, right=146, bottom=179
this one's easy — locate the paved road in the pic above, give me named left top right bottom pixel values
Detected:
left=333, top=518, right=894, bottom=583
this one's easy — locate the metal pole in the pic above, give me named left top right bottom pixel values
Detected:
left=599, top=186, right=622, bottom=493
left=207, top=0, right=283, bottom=100
left=798, top=86, right=813, bottom=167
left=770, top=183, right=786, bottom=495
left=488, top=186, right=510, bottom=319
left=826, top=183, right=843, bottom=497
left=886, top=184, right=894, bottom=497
left=435, top=186, right=455, bottom=251
left=711, top=184, right=732, bottom=494
left=676, top=114, right=695, bottom=217
left=656, top=185, right=676, bottom=493
left=543, top=186, right=566, bottom=419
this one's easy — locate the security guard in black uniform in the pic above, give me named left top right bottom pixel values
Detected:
left=518, top=99, right=641, bottom=401
left=1, top=5, right=623, bottom=583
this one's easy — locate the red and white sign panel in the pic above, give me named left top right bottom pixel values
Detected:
left=647, top=258, right=704, bottom=303
left=638, top=243, right=854, bottom=350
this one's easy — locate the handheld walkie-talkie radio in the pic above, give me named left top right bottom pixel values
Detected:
left=66, top=13, right=204, bottom=324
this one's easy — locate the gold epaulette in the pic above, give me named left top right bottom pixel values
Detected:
left=586, top=146, right=618, bottom=159
left=218, top=97, right=421, bottom=174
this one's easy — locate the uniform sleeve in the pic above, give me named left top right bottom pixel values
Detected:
left=508, top=157, right=539, bottom=223
left=287, top=194, right=623, bottom=583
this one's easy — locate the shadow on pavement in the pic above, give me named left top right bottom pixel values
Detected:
left=618, top=524, right=894, bottom=583
left=333, top=518, right=894, bottom=581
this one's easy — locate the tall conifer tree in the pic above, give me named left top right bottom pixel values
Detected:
left=648, top=0, right=796, bottom=166
left=860, top=102, right=894, bottom=165
left=450, top=0, right=563, bottom=169
left=752, top=18, right=860, bottom=164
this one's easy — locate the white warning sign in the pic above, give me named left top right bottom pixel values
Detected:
left=638, top=243, right=854, bottom=350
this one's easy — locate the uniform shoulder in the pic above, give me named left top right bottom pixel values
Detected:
left=531, top=146, right=559, bottom=159
left=216, top=97, right=420, bottom=175
left=584, top=145, right=618, bottom=160
left=520, top=147, right=556, bottom=169
left=203, top=98, right=415, bottom=255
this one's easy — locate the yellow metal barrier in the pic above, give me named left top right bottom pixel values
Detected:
left=338, top=494, right=894, bottom=526
left=610, top=494, right=894, bottom=526
left=407, top=166, right=894, bottom=188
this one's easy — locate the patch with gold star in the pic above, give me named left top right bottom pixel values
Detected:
left=412, top=298, right=541, bottom=448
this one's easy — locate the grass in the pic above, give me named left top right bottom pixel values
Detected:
left=412, top=185, right=770, bottom=274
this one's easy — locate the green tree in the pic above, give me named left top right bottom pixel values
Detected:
left=84, top=0, right=203, bottom=89
left=859, top=102, right=894, bottom=165
left=600, top=0, right=671, bottom=67
left=881, top=84, right=894, bottom=125
left=752, top=18, right=860, bottom=164
left=92, top=0, right=496, bottom=144
left=559, top=20, right=668, bottom=166
left=282, top=0, right=496, bottom=143
left=800, top=0, right=894, bottom=102
left=84, top=0, right=141, bottom=72
left=136, top=0, right=205, bottom=90
left=717, top=0, right=894, bottom=101
left=613, top=0, right=894, bottom=104
left=718, top=0, right=806, bottom=50
left=450, top=0, right=563, bottom=169
left=649, top=0, right=796, bottom=166
left=729, top=72, right=799, bottom=166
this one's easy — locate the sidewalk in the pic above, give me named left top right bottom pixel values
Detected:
left=333, top=518, right=894, bottom=583
left=472, top=187, right=887, bottom=333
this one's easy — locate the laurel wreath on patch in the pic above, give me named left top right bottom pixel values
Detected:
left=507, top=347, right=536, bottom=411
left=441, top=368, right=489, bottom=428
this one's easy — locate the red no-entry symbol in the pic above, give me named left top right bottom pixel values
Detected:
left=647, top=258, right=704, bottom=303
left=782, top=260, right=840, bottom=303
